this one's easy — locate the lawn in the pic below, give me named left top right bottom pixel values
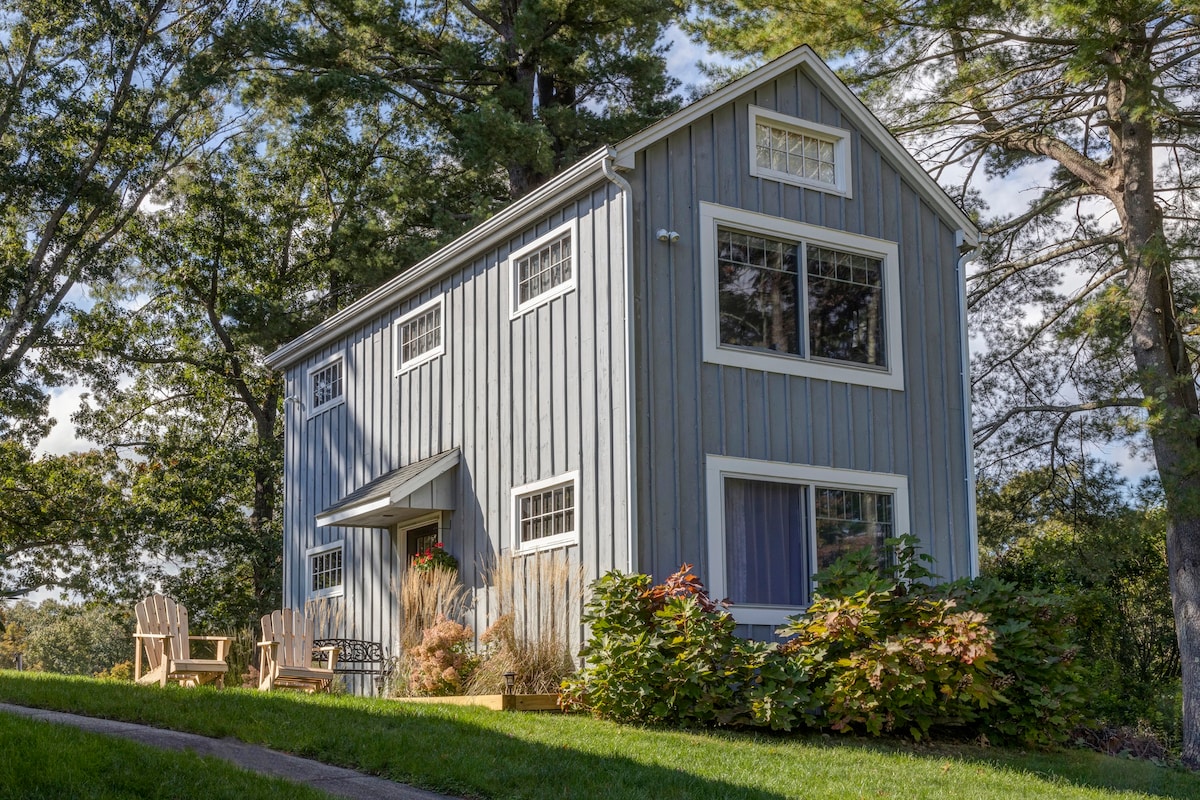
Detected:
left=0, top=711, right=334, bottom=800
left=1, top=670, right=1196, bottom=800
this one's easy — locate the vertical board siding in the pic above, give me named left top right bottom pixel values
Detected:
left=632, top=66, right=974, bottom=594
left=280, top=185, right=630, bottom=689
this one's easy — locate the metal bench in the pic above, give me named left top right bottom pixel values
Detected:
left=312, top=638, right=393, bottom=694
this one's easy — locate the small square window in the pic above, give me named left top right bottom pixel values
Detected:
left=749, top=107, right=851, bottom=197
left=307, top=356, right=345, bottom=416
left=511, top=472, right=579, bottom=553
left=509, top=220, right=577, bottom=317
left=395, top=297, right=445, bottom=374
left=307, top=542, right=344, bottom=599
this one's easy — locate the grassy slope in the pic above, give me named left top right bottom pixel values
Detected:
left=1, top=671, right=1196, bottom=800
left=0, top=712, right=334, bottom=800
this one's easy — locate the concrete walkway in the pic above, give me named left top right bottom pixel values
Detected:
left=0, top=703, right=457, bottom=800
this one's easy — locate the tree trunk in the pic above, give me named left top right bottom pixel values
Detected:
left=1110, top=45, right=1200, bottom=765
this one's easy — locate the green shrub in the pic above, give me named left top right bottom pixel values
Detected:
left=941, top=576, right=1088, bottom=746
left=779, top=588, right=998, bottom=740
left=560, top=566, right=807, bottom=729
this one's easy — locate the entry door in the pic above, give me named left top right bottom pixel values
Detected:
left=406, top=522, right=440, bottom=565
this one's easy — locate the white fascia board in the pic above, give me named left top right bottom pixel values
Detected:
left=266, top=148, right=612, bottom=371
left=315, top=495, right=393, bottom=528
left=611, top=45, right=980, bottom=245
left=387, top=450, right=461, bottom=505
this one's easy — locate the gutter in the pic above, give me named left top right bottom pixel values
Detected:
left=266, top=148, right=613, bottom=370
left=601, top=151, right=639, bottom=575
left=955, top=229, right=980, bottom=578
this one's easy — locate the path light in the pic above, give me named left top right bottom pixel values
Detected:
left=503, top=671, right=516, bottom=695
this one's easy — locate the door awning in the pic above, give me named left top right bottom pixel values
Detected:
left=316, top=449, right=459, bottom=528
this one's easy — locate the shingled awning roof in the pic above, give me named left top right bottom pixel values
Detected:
left=316, top=449, right=459, bottom=529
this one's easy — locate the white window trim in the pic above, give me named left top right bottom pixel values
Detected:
left=508, top=218, right=579, bottom=319
left=394, top=295, right=446, bottom=375
left=510, top=470, right=580, bottom=554
left=305, top=354, right=346, bottom=418
left=306, top=540, right=345, bottom=600
left=748, top=106, right=853, bottom=198
left=705, top=455, right=910, bottom=626
left=699, top=202, right=904, bottom=391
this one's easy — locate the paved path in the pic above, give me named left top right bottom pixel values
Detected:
left=0, top=703, right=458, bottom=800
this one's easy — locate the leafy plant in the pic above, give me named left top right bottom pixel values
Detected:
left=561, top=566, right=807, bottom=730
left=410, top=543, right=459, bottom=574
left=407, top=616, right=478, bottom=696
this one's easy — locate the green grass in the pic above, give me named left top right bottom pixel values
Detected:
left=1, top=670, right=1197, bottom=800
left=0, top=711, right=334, bottom=800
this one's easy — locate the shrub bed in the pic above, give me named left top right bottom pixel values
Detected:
left=561, top=536, right=1087, bottom=745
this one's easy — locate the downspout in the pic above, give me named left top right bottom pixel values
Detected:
left=601, top=150, right=638, bottom=574
left=956, top=229, right=980, bottom=578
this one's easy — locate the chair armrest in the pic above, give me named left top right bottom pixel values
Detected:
left=257, top=640, right=279, bottom=649
left=188, top=635, right=234, bottom=643
left=133, top=633, right=172, bottom=640
left=317, top=645, right=340, bottom=672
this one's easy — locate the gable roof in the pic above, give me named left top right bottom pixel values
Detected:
left=612, top=45, right=978, bottom=243
left=267, top=45, right=978, bottom=372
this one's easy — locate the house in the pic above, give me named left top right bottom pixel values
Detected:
left=265, top=46, right=981, bottom=691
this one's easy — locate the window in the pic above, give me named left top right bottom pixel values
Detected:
left=701, top=203, right=903, bottom=390
left=511, top=472, right=579, bottom=553
left=395, top=297, right=444, bottom=374
left=509, top=219, right=577, bottom=317
left=306, top=356, right=344, bottom=416
left=307, top=541, right=344, bottom=599
left=706, top=456, right=909, bottom=625
left=748, top=106, right=851, bottom=197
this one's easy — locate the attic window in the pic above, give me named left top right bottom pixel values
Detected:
left=307, top=356, right=345, bottom=416
left=395, top=297, right=444, bottom=374
left=511, top=472, right=579, bottom=553
left=509, top=219, right=577, bottom=317
left=749, top=106, right=851, bottom=197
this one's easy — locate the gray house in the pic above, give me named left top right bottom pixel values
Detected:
left=265, top=47, right=981, bottom=678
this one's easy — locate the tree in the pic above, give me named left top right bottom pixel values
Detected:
left=259, top=0, right=682, bottom=199
left=687, top=1, right=1200, bottom=763
left=978, top=462, right=1179, bottom=732
left=0, top=0, right=261, bottom=444
left=0, top=440, right=147, bottom=601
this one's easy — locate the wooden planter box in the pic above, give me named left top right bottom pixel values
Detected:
left=394, top=693, right=562, bottom=712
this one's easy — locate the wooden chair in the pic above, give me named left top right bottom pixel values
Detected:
left=258, top=608, right=339, bottom=692
left=133, top=594, right=231, bottom=688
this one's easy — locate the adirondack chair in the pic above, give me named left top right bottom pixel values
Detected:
left=258, top=608, right=340, bottom=692
left=133, top=594, right=231, bottom=688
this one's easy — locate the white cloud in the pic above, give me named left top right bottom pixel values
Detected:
left=37, top=383, right=99, bottom=456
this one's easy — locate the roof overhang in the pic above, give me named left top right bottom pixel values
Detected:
left=316, top=449, right=460, bottom=529
left=266, top=149, right=612, bottom=371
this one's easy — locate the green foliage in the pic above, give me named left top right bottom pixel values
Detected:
left=0, top=441, right=149, bottom=600
left=779, top=587, right=998, bottom=740
left=977, top=463, right=1177, bottom=740
left=561, top=567, right=808, bottom=730
left=0, top=600, right=132, bottom=676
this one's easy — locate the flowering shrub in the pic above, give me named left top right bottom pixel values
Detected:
left=410, top=541, right=458, bottom=573
left=563, top=536, right=1086, bottom=745
left=407, top=616, right=478, bottom=695
left=559, top=566, right=808, bottom=729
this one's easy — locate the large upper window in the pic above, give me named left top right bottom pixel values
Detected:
left=748, top=106, right=852, bottom=197
left=511, top=472, right=579, bottom=553
left=509, top=219, right=577, bottom=317
left=306, top=356, right=345, bottom=417
left=307, top=541, right=344, bottom=599
left=395, top=297, right=444, bottom=374
left=701, top=203, right=903, bottom=390
left=706, top=456, right=908, bottom=625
